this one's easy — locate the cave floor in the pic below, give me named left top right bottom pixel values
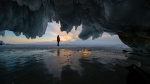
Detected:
left=0, top=45, right=150, bottom=84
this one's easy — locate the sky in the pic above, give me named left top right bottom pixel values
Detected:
left=0, top=22, right=124, bottom=45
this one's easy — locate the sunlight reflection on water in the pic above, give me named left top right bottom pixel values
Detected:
left=0, top=49, right=149, bottom=84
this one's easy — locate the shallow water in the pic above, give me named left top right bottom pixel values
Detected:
left=0, top=49, right=150, bottom=84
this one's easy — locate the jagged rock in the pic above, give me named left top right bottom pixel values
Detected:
left=118, top=31, right=150, bottom=53
left=0, top=0, right=150, bottom=52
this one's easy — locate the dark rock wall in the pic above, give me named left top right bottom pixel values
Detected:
left=118, top=31, right=150, bottom=53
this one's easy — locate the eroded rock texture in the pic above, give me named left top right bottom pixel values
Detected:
left=0, top=0, right=150, bottom=52
left=118, top=31, right=150, bottom=53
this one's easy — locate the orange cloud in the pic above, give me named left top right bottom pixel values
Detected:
left=3, top=37, right=53, bottom=44
left=102, top=32, right=112, bottom=38
left=47, top=22, right=81, bottom=42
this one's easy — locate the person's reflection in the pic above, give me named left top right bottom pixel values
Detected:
left=126, top=64, right=150, bottom=84
left=57, top=49, right=60, bottom=56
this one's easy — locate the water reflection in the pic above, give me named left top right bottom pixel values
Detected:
left=61, top=65, right=81, bottom=84
left=57, top=49, right=60, bottom=56
left=124, top=53, right=150, bottom=84
left=0, top=49, right=150, bottom=84
left=79, top=49, right=91, bottom=60
left=0, top=50, right=57, bottom=84
left=127, top=53, right=150, bottom=73
left=126, top=64, right=150, bottom=84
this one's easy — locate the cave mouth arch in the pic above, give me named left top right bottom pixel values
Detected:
left=1, top=0, right=150, bottom=53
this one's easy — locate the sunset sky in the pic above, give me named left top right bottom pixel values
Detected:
left=0, top=22, right=123, bottom=45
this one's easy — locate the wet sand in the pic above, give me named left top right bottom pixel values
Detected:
left=0, top=45, right=150, bottom=84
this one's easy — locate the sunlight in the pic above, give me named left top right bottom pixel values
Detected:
left=80, top=49, right=91, bottom=57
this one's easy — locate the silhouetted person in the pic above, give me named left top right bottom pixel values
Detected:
left=57, top=35, right=60, bottom=46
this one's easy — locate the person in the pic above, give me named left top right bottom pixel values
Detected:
left=57, top=35, right=60, bottom=46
